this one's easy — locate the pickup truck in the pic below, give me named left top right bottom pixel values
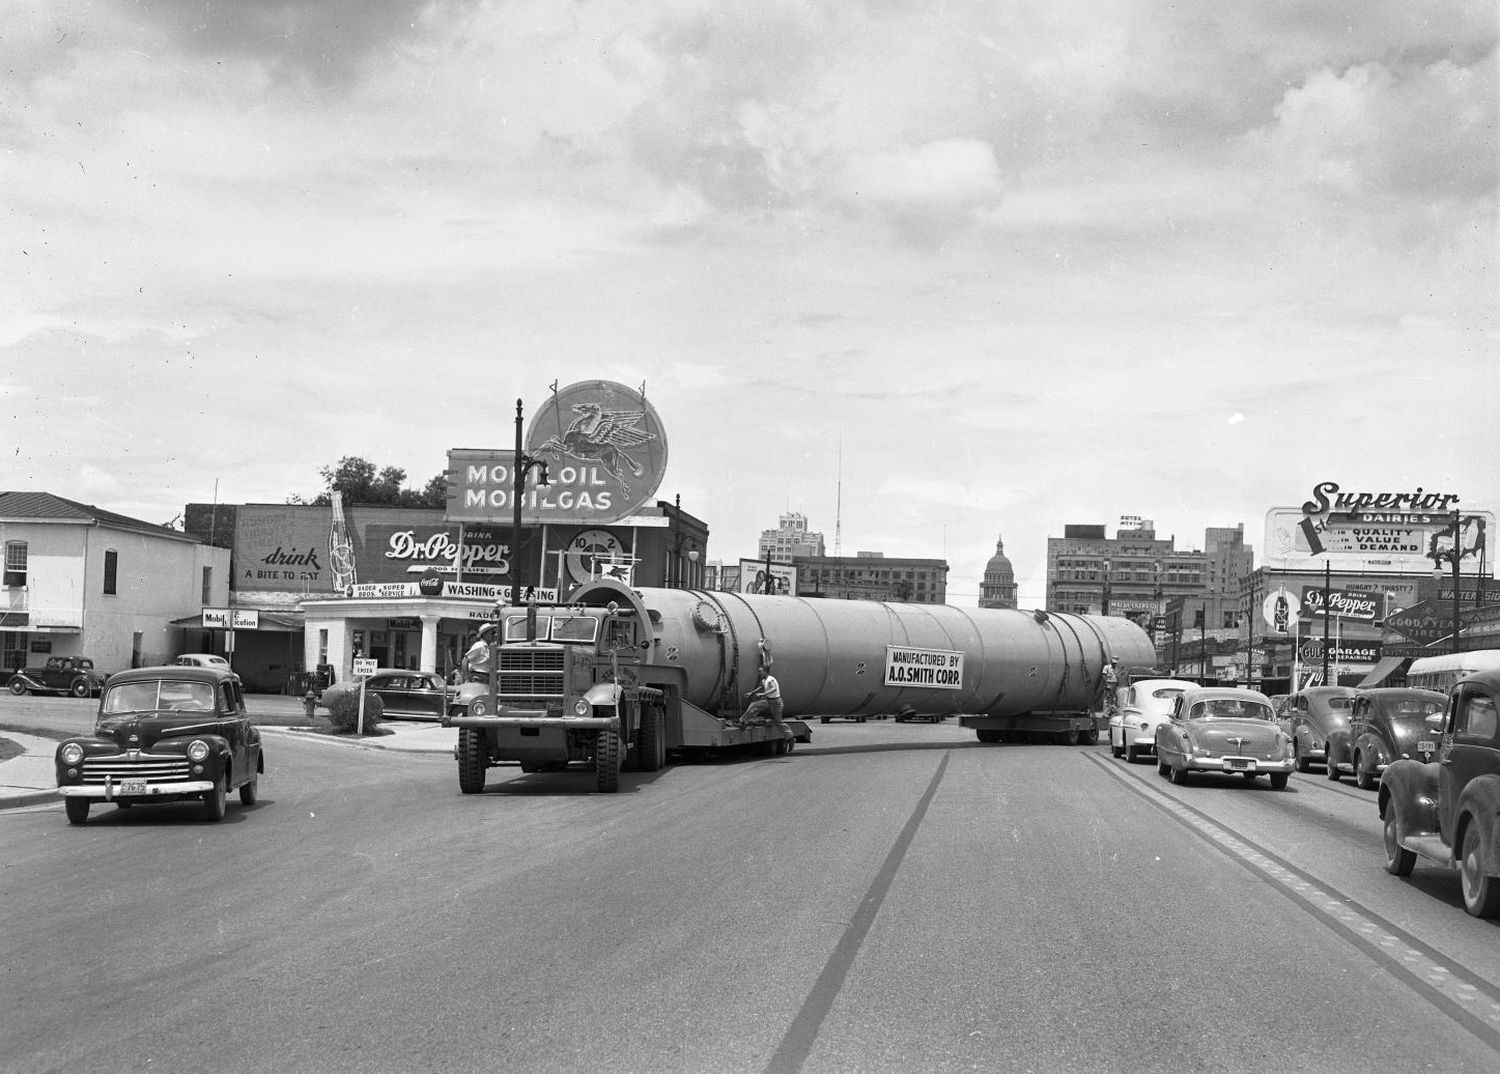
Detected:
left=7, top=655, right=107, bottom=698
left=1378, top=668, right=1500, bottom=917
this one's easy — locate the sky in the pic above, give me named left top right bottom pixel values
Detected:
left=3, top=0, right=1496, bottom=607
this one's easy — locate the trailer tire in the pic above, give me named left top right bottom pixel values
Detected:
left=638, top=705, right=666, bottom=772
left=457, top=728, right=487, bottom=794
left=976, top=729, right=1001, bottom=744
left=595, top=730, right=622, bottom=793
left=1083, top=728, right=1098, bottom=746
left=1063, top=728, right=1081, bottom=747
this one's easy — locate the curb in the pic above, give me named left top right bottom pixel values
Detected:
left=0, top=789, right=60, bottom=810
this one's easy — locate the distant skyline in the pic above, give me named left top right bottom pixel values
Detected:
left=4, top=1, right=1495, bottom=610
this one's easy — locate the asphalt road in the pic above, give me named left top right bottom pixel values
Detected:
left=4, top=708, right=1500, bottom=1074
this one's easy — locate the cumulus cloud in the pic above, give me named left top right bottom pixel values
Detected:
left=834, top=139, right=1004, bottom=246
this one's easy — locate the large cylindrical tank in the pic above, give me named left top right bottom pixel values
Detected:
left=571, top=582, right=1155, bottom=719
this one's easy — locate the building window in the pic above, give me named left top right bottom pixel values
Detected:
left=202, top=566, right=213, bottom=604
left=3, top=541, right=25, bottom=588
left=2, top=632, right=24, bottom=671
left=103, top=549, right=118, bottom=595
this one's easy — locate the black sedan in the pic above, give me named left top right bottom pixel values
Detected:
left=357, top=669, right=451, bottom=720
left=55, top=665, right=263, bottom=824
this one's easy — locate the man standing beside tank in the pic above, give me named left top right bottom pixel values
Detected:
left=740, top=666, right=787, bottom=736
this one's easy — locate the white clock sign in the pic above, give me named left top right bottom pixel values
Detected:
left=566, top=529, right=628, bottom=585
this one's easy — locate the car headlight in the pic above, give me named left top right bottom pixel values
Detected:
left=187, top=740, right=210, bottom=762
left=60, top=743, right=84, bottom=765
left=573, top=699, right=591, bottom=717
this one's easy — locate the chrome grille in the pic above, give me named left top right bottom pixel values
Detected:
left=81, top=756, right=192, bottom=784
left=498, top=649, right=565, bottom=699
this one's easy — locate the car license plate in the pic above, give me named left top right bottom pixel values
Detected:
left=1226, top=758, right=1252, bottom=770
left=1418, top=741, right=1435, bottom=753
left=118, top=779, right=147, bottom=796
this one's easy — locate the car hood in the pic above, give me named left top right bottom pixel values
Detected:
left=93, top=714, right=233, bottom=750
left=1182, top=718, right=1280, bottom=750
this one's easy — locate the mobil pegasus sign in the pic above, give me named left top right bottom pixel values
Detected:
left=446, top=380, right=669, bottom=525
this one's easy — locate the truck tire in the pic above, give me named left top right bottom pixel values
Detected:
left=1460, top=825, right=1500, bottom=918
left=638, top=705, right=665, bottom=772
left=457, top=728, right=487, bottom=794
left=595, top=730, right=622, bottom=793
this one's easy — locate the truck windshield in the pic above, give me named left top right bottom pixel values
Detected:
left=501, top=614, right=600, bottom=643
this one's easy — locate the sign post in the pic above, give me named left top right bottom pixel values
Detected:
left=352, top=657, right=378, bottom=734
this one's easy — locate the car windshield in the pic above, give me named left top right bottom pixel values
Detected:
left=1190, top=699, right=1273, bottom=721
left=103, top=680, right=216, bottom=714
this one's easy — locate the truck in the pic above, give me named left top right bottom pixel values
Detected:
left=1378, top=667, right=1500, bottom=917
left=444, top=579, right=1157, bottom=793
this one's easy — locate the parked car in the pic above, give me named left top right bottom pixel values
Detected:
left=1329, top=688, right=1446, bottom=789
left=1379, top=669, right=1500, bottom=917
left=174, top=653, right=231, bottom=670
left=54, top=665, right=263, bottom=825
left=7, top=655, right=106, bottom=698
left=1154, top=686, right=1293, bottom=788
left=355, top=669, right=451, bottom=720
left=1109, top=677, right=1196, bottom=763
left=1279, top=686, right=1358, bottom=773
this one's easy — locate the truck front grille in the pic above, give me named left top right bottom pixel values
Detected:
left=498, top=649, right=565, bottom=700
left=81, top=756, right=192, bottom=784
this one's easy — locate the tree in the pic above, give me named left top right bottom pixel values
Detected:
left=288, top=456, right=447, bottom=508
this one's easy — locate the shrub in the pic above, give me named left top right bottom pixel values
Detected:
left=322, top=684, right=384, bottom=734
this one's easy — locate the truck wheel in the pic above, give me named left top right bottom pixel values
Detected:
left=1383, top=812, right=1416, bottom=877
left=64, top=798, right=89, bottom=825
left=1460, top=825, right=1500, bottom=918
left=203, top=776, right=226, bottom=822
left=638, top=705, right=665, bottom=772
left=457, top=728, right=487, bottom=794
left=595, top=731, right=622, bottom=793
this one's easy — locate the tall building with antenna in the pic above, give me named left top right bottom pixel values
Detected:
left=758, top=512, right=826, bottom=563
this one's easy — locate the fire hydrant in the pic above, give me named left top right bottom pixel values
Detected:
left=302, top=687, right=317, bottom=719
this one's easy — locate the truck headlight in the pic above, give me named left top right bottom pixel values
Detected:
left=573, top=699, right=591, bottom=717
left=187, top=740, right=210, bottom=762
left=60, top=743, right=84, bottom=765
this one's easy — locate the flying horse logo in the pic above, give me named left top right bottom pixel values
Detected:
left=536, top=403, right=657, bottom=496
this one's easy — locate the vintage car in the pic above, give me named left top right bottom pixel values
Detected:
left=1109, top=677, right=1196, bottom=763
left=174, top=653, right=231, bottom=670
left=7, top=655, right=107, bottom=698
left=54, top=665, right=263, bottom=825
left=1327, top=688, right=1446, bottom=789
left=1379, top=669, right=1500, bottom=917
left=1154, top=686, right=1293, bottom=788
left=355, top=669, right=451, bottom=720
left=1280, top=686, right=1358, bottom=772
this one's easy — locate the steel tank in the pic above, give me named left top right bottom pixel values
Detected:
left=574, top=582, right=1156, bottom=719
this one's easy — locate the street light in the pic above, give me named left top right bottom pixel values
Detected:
left=509, top=397, right=551, bottom=607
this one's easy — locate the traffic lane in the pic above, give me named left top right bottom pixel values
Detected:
left=807, top=744, right=1500, bottom=1073
left=1095, top=747, right=1500, bottom=985
left=2, top=730, right=952, bottom=1073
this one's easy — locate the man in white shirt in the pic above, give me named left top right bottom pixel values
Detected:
left=739, top=666, right=786, bottom=735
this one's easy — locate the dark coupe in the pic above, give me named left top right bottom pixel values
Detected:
left=55, top=665, right=263, bottom=824
left=1331, top=687, right=1446, bottom=789
left=8, top=655, right=106, bottom=698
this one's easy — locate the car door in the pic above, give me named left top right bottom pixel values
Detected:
left=412, top=674, right=444, bottom=718
left=1439, top=683, right=1500, bottom=839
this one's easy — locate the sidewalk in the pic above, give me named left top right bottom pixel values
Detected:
left=0, top=706, right=458, bottom=811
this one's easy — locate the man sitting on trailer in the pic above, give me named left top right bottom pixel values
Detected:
left=739, top=667, right=788, bottom=735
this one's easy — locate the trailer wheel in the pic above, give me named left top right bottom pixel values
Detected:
left=638, top=705, right=665, bottom=772
left=976, top=729, right=1001, bottom=744
left=595, top=730, right=622, bottom=793
left=457, top=728, right=487, bottom=794
left=1063, top=728, right=1081, bottom=747
left=1083, top=728, right=1098, bottom=746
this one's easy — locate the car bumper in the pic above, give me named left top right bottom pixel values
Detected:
left=1183, top=756, right=1295, bottom=775
left=59, top=779, right=216, bottom=800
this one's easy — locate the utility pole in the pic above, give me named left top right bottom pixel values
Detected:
left=1322, top=560, right=1331, bottom=684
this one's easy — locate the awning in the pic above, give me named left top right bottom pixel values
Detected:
left=170, top=611, right=305, bottom=633
left=1357, top=656, right=1410, bottom=688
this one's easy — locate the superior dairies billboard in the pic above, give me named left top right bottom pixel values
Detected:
left=446, top=380, right=669, bottom=525
left=1265, top=481, right=1494, bottom=573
